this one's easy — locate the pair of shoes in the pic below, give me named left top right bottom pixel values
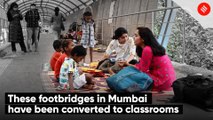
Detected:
left=34, top=49, right=39, bottom=52
left=55, top=86, right=64, bottom=91
left=21, top=51, right=27, bottom=55
left=9, top=52, right=17, bottom=58
left=83, top=63, right=90, bottom=67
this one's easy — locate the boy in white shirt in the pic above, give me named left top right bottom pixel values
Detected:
left=59, top=45, right=94, bottom=92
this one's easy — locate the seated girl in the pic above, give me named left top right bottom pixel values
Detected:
left=122, top=27, right=176, bottom=91
left=98, top=27, right=137, bottom=74
left=59, top=45, right=94, bottom=92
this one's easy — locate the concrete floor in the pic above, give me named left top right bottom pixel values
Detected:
left=0, top=34, right=212, bottom=120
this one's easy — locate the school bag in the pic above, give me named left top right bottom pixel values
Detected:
left=106, top=66, right=153, bottom=93
left=172, top=74, right=213, bottom=109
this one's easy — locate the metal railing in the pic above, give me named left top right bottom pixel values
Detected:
left=0, top=17, right=9, bottom=47
left=94, top=6, right=181, bottom=42
left=91, top=6, right=211, bottom=65
left=93, top=6, right=189, bottom=62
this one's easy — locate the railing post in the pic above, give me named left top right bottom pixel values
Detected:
left=152, top=11, right=155, bottom=31
left=101, top=19, right=104, bottom=45
left=182, top=10, right=186, bottom=64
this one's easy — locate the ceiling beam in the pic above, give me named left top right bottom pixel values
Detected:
left=20, top=5, right=67, bottom=16
left=65, top=0, right=79, bottom=9
left=18, top=1, right=71, bottom=13
left=20, top=6, right=66, bottom=17
left=6, top=0, right=74, bottom=13
left=78, top=0, right=87, bottom=7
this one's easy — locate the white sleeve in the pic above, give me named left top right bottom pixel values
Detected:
left=129, top=37, right=136, bottom=55
left=105, top=40, right=115, bottom=55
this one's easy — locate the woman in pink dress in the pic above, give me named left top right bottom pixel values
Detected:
left=124, top=27, right=176, bottom=91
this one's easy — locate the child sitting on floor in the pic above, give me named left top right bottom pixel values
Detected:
left=97, top=27, right=137, bottom=75
left=54, top=39, right=75, bottom=82
left=50, top=40, right=62, bottom=71
left=59, top=45, right=94, bottom=92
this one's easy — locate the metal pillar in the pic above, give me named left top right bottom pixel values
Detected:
left=158, top=0, right=177, bottom=48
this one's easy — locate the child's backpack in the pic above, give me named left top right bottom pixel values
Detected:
left=172, top=74, right=213, bottom=109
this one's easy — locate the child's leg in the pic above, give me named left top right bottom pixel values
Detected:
left=98, top=59, right=111, bottom=73
left=89, top=47, right=93, bottom=62
left=82, top=73, right=95, bottom=90
left=83, top=48, right=87, bottom=63
left=109, top=68, right=115, bottom=75
left=85, top=73, right=95, bottom=85
left=110, top=62, right=122, bottom=75
left=78, top=68, right=83, bottom=75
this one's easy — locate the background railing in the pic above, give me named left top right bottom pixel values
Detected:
left=92, top=4, right=213, bottom=70
left=0, top=17, right=9, bottom=47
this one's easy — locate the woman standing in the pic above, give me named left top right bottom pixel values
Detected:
left=51, top=7, right=66, bottom=40
left=7, top=2, right=27, bottom=54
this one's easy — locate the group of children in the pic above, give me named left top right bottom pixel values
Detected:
left=50, top=11, right=96, bottom=92
left=60, top=22, right=82, bottom=45
left=49, top=10, right=176, bottom=92
left=50, top=40, right=95, bottom=92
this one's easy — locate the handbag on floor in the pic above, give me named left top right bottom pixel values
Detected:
left=172, top=74, right=213, bottom=109
left=106, top=66, right=153, bottom=93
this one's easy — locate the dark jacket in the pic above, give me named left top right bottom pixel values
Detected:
left=7, top=10, right=23, bottom=22
left=7, top=10, right=24, bottom=43
left=25, top=9, right=40, bottom=28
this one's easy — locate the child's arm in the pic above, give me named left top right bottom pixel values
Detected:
left=101, top=41, right=114, bottom=60
left=101, top=54, right=110, bottom=61
left=68, top=73, right=75, bottom=92
left=127, top=38, right=136, bottom=63
left=126, top=54, right=135, bottom=63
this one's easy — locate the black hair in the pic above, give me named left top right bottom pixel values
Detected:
left=136, top=46, right=143, bottom=57
left=112, top=27, right=128, bottom=39
left=71, top=45, right=87, bottom=57
left=31, top=4, right=36, bottom=6
left=53, top=40, right=62, bottom=51
left=67, top=34, right=74, bottom=39
left=70, top=22, right=78, bottom=31
left=83, top=11, right=92, bottom=17
left=60, top=35, right=64, bottom=39
left=136, top=27, right=165, bottom=56
left=68, top=29, right=72, bottom=32
left=54, top=7, right=60, bottom=16
left=8, top=2, right=18, bottom=11
left=62, top=39, right=72, bottom=52
left=7, top=2, right=19, bottom=22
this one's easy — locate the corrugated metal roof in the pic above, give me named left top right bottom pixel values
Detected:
left=1, top=0, right=94, bottom=21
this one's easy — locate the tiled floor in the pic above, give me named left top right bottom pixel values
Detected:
left=0, top=58, right=12, bottom=77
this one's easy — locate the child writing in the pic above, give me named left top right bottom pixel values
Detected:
left=59, top=45, right=94, bottom=92
left=81, top=11, right=95, bottom=63
left=54, top=39, right=75, bottom=82
left=50, top=40, right=62, bottom=71
left=98, top=27, right=136, bottom=74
